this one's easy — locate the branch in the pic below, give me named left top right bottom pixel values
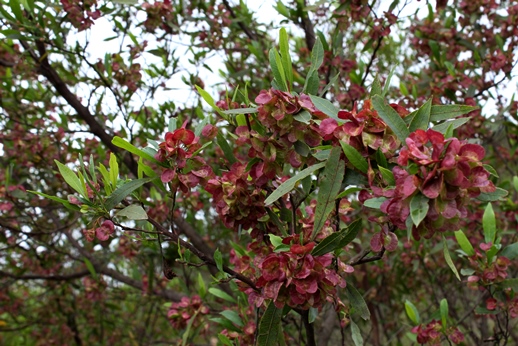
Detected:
left=63, top=230, right=183, bottom=302
left=0, top=269, right=90, bottom=281
left=349, top=247, right=386, bottom=266
left=148, top=217, right=259, bottom=292
left=221, top=0, right=256, bottom=41
left=360, top=36, right=383, bottom=87
left=18, top=39, right=139, bottom=177
left=298, top=0, right=316, bottom=51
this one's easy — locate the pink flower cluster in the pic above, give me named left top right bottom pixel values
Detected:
left=60, top=0, right=101, bottom=31
left=83, top=220, right=115, bottom=242
left=379, top=129, right=495, bottom=239
left=412, top=320, right=464, bottom=345
left=156, top=127, right=213, bottom=193
left=167, top=295, right=209, bottom=330
left=249, top=237, right=351, bottom=310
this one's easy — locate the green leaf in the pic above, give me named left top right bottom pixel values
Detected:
left=440, top=299, right=448, bottom=328
left=220, top=310, right=244, bottom=327
left=293, top=110, right=312, bottom=124
left=378, top=166, right=395, bottom=185
left=112, top=136, right=162, bottom=165
left=312, top=147, right=345, bottom=239
left=431, top=118, right=470, bottom=134
left=269, top=48, right=288, bottom=92
left=83, top=258, right=97, bottom=279
left=217, top=333, right=233, bottom=346
left=308, top=307, right=318, bottom=323
left=350, top=319, right=364, bottom=346
left=454, top=230, right=475, bottom=256
left=111, top=0, right=138, bottom=4
left=410, top=193, right=429, bottom=228
left=104, top=177, right=153, bottom=210
left=216, top=132, right=237, bottom=165
left=483, top=203, right=496, bottom=244
left=197, top=272, right=207, bottom=298
left=382, top=67, right=395, bottom=97
left=370, top=76, right=382, bottom=97
left=28, top=191, right=80, bottom=211
left=429, top=105, right=479, bottom=122
left=109, top=153, right=119, bottom=189
left=195, top=85, right=227, bottom=119
left=409, top=98, right=432, bottom=132
left=257, top=302, right=283, bottom=346
left=500, top=242, right=518, bottom=260
left=443, top=236, right=461, bottom=281
left=513, top=176, right=518, bottom=192
left=54, top=161, right=88, bottom=198
left=309, top=95, right=341, bottom=122
left=221, top=107, right=258, bottom=115
left=304, top=37, right=324, bottom=94
left=279, top=28, right=293, bottom=87
left=340, top=142, right=368, bottom=173
left=98, top=163, right=112, bottom=194
left=363, top=197, right=386, bottom=209
left=501, top=278, right=518, bottom=291
left=346, top=283, right=370, bottom=320
left=116, top=204, right=148, bottom=220
left=214, top=248, right=223, bottom=272
left=371, top=95, right=409, bottom=142
left=208, top=288, right=236, bottom=303
left=264, top=162, right=326, bottom=206
left=404, top=300, right=420, bottom=325
left=312, top=219, right=361, bottom=256
left=477, top=187, right=508, bottom=202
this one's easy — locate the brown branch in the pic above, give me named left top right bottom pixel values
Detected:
left=221, top=0, right=256, bottom=41
left=63, top=230, right=183, bottom=302
left=360, top=36, right=383, bottom=87
left=0, top=269, right=90, bottom=281
left=18, top=39, right=139, bottom=177
left=349, top=247, right=386, bottom=266
left=299, top=0, right=316, bottom=51
left=149, top=217, right=259, bottom=292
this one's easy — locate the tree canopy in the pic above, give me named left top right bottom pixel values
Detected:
left=1, top=0, right=517, bottom=345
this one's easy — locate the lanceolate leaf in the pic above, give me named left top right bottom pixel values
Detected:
left=371, top=95, right=409, bottom=142
left=346, top=283, right=370, bottom=320
left=221, top=107, right=258, bottom=115
left=440, top=299, right=449, bottom=328
left=409, top=98, right=432, bottom=132
left=404, top=300, right=420, bottom=325
left=429, top=105, right=479, bottom=122
left=410, top=193, right=429, bottom=228
left=350, top=319, right=364, bottom=346
left=370, top=76, right=382, bottom=97
left=312, top=147, right=345, bottom=239
left=269, top=48, right=288, bottom=92
left=216, top=132, right=237, bottom=165
left=477, top=187, right=508, bottom=202
left=104, top=177, right=153, bottom=210
left=279, top=27, right=293, bottom=87
left=112, top=136, right=163, bottom=165
left=340, top=142, right=368, bottom=173
left=432, top=118, right=470, bottom=134
left=442, top=237, right=461, bottom=281
left=264, top=162, right=326, bottom=206
left=116, top=204, right=148, bottom=220
left=309, top=95, right=341, bottom=123
left=257, top=302, right=283, bottom=346
left=483, top=203, right=496, bottom=244
left=454, top=230, right=475, bottom=256
left=54, top=160, right=88, bottom=198
left=500, top=242, right=518, bottom=260
left=312, top=219, right=361, bottom=256
left=28, top=191, right=80, bottom=211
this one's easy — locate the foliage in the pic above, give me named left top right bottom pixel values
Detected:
left=1, top=0, right=518, bottom=345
